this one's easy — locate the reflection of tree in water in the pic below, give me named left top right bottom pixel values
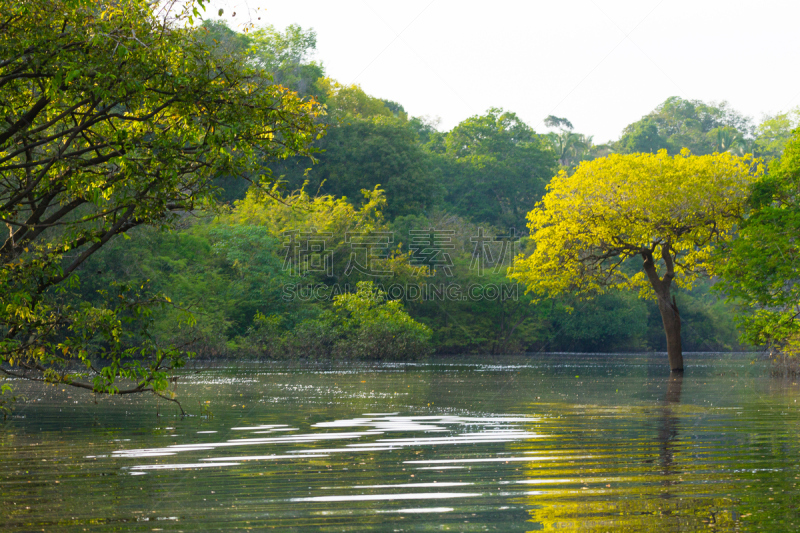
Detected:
left=516, top=373, right=741, bottom=531
left=658, top=373, right=682, bottom=487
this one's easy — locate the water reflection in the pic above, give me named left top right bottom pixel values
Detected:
left=110, top=415, right=543, bottom=468
left=520, top=372, right=750, bottom=531
left=658, top=373, right=682, bottom=488
left=2, top=354, right=799, bottom=532
left=291, top=492, right=483, bottom=503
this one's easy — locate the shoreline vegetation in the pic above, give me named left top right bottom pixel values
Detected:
left=2, top=1, right=800, bottom=402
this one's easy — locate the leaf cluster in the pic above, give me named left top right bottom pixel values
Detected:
left=512, top=150, right=762, bottom=301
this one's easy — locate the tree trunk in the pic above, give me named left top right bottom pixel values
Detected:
left=642, top=244, right=684, bottom=372
left=657, top=294, right=683, bottom=372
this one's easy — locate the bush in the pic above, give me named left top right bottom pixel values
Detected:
left=241, top=282, right=432, bottom=360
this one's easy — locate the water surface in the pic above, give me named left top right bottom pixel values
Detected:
left=2, top=353, right=799, bottom=531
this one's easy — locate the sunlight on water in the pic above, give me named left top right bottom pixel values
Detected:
left=380, top=506, right=455, bottom=513
left=292, top=492, right=484, bottom=502
left=1, top=353, right=799, bottom=532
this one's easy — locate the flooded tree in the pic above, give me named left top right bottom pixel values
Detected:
left=511, top=150, right=761, bottom=371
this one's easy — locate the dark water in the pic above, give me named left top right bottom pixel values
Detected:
left=1, top=353, right=799, bottom=532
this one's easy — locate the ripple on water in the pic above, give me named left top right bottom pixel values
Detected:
left=2, top=355, right=799, bottom=532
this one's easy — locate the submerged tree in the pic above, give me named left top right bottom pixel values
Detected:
left=0, top=0, right=323, bottom=399
left=511, top=150, right=761, bottom=371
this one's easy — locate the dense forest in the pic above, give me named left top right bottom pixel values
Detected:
left=6, top=7, right=800, bottom=531
left=4, top=2, right=800, bottom=403
left=72, top=20, right=799, bottom=360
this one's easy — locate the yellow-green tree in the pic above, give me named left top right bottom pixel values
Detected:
left=511, top=150, right=761, bottom=371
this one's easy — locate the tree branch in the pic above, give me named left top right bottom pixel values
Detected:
left=0, top=95, right=49, bottom=147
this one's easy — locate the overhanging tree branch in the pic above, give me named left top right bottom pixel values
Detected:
left=0, top=0, right=324, bottom=402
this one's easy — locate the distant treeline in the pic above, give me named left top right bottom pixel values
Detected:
left=79, top=20, right=800, bottom=359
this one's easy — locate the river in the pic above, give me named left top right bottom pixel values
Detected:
left=1, top=353, right=798, bottom=531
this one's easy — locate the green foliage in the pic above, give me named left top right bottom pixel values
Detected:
left=319, top=79, right=398, bottom=120
left=754, top=107, right=800, bottom=162
left=198, top=19, right=251, bottom=59
left=717, top=128, right=800, bottom=355
left=707, top=125, right=748, bottom=155
left=542, top=116, right=606, bottom=170
left=0, top=0, right=322, bottom=395
left=208, top=20, right=326, bottom=203
left=330, top=281, right=432, bottom=359
left=391, top=211, right=742, bottom=355
left=82, top=184, right=421, bottom=359
left=263, top=80, right=436, bottom=219
left=278, top=116, right=442, bottom=218
left=249, top=282, right=432, bottom=360
left=0, top=382, right=24, bottom=421
left=198, top=20, right=323, bottom=99
left=438, top=108, right=557, bottom=229
left=381, top=99, right=408, bottom=118
left=546, top=292, right=648, bottom=352
left=617, top=97, right=753, bottom=156
left=1, top=4, right=761, bottom=385
left=90, top=177, right=743, bottom=360
left=512, top=150, right=760, bottom=367
left=79, top=227, right=237, bottom=357
left=387, top=212, right=536, bottom=354
left=249, top=24, right=324, bottom=98
left=222, top=183, right=390, bottom=279
left=644, top=281, right=742, bottom=352
left=617, top=118, right=667, bottom=154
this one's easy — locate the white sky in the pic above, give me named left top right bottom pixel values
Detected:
left=206, top=0, right=800, bottom=143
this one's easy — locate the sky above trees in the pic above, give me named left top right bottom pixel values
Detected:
left=207, top=0, right=799, bottom=143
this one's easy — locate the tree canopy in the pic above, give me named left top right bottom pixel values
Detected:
left=511, top=150, right=761, bottom=370
left=1, top=2, right=764, bottom=400
left=542, top=117, right=599, bottom=169
left=717, top=128, right=800, bottom=357
left=617, top=97, right=753, bottom=156
left=437, top=108, right=557, bottom=230
left=754, top=108, right=800, bottom=162
left=0, top=0, right=323, bottom=399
